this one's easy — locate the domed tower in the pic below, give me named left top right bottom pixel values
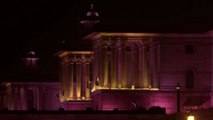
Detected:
left=80, top=4, right=100, bottom=33
left=22, top=50, right=39, bottom=70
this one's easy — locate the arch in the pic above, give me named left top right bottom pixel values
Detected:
left=27, top=87, right=39, bottom=110
left=185, top=69, right=196, bottom=89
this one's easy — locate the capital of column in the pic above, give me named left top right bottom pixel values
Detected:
left=69, top=54, right=93, bottom=64
left=80, top=55, right=91, bottom=63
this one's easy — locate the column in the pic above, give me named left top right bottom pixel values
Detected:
left=14, top=87, right=19, bottom=110
left=85, top=63, right=90, bottom=99
left=138, top=45, right=143, bottom=88
left=63, top=63, right=69, bottom=101
left=69, top=63, right=74, bottom=100
left=103, top=45, right=109, bottom=88
left=76, top=62, right=81, bottom=99
left=20, top=88, right=26, bottom=110
left=93, top=49, right=98, bottom=90
left=60, top=63, right=65, bottom=102
left=134, top=44, right=140, bottom=88
left=93, top=47, right=100, bottom=90
left=65, top=63, right=71, bottom=100
left=142, top=44, right=149, bottom=88
left=111, top=43, right=118, bottom=88
left=117, top=45, right=122, bottom=88
left=73, top=63, right=77, bottom=100
left=131, top=45, right=136, bottom=87
left=121, top=43, right=127, bottom=88
left=81, top=62, right=86, bottom=99
left=126, top=45, right=133, bottom=88
left=151, top=43, right=159, bottom=88
left=99, top=47, right=104, bottom=88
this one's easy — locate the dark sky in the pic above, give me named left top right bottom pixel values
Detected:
left=1, top=0, right=213, bottom=78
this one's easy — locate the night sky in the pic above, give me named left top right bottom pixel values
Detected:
left=1, top=0, right=213, bottom=79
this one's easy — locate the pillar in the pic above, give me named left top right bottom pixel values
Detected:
left=60, top=63, right=65, bottom=101
left=134, top=44, right=140, bottom=88
left=20, top=87, right=26, bottom=110
left=93, top=48, right=98, bottom=89
left=121, top=43, right=127, bottom=88
left=126, top=45, right=133, bottom=88
left=85, top=63, right=90, bottom=99
left=62, top=63, right=69, bottom=101
left=93, top=47, right=101, bottom=90
left=117, top=45, right=122, bottom=88
left=81, top=62, right=86, bottom=99
left=151, top=43, right=158, bottom=88
left=111, top=43, right=118, bottom=88
left=76, top=62, right=81, bottom=99
left=103, top=45, right=109, bottom=88
left=69, top=63, right=74, bottom=100
left=131, top=45, right=136, bottom=87
left=137, top=45, right=144, bottom=88
left=142, top=44, right=149, bottom=88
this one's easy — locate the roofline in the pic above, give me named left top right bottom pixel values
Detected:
left=83, top=32, right=212, bottom=41
left=55, top=50, right=94, bottom=58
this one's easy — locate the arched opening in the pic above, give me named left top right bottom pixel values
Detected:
left=27, top=89, right=34, bottom=110
left=185, top=70, right=195, bottom=89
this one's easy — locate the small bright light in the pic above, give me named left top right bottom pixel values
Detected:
left=187, top=115, right=194, bottom=120
left=131, top=85, right=135, bottom=89
left=81, top=96, right=85, bottom=100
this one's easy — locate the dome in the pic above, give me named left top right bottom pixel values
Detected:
left=86, top=4, right=99, bottom=17
left=26, top=50, right=37, bottom=58
left=28, top=51, right=35, bottom=55
left=86, top=10, right=99, bottom=17
left=81, top=4, right=100, bottom=23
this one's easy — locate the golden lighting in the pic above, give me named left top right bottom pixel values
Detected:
left=131, top=85, right=135, bottom=89
left=55, top=51, right=94, bottom=58
left=5, top=82, right=11, bottom=87
left=91, top=87, right=159, bottom=92
left=81, top=96, right=85, bottom=100
left=66, top=98, right=91, bottom=101
left=142, top=88, right=159, bottom=91
left=66, top=98, right=73, bottom=101
left=187, top=115, right=195, bottom=120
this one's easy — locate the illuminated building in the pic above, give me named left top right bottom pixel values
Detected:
left=2, top=32, right=213, bottom=114
left=2, top=4, right=213, bottom=114
left=1, top=50, right=61, bottom=110
left=56, top=31, right=213, bottom=114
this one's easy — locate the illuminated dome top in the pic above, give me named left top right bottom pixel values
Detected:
left=86, top=4, right=99, bottom=17
left=81, top=4, right=100, bottom=23
left=26, top=50, right=37, bottom=58
left=22, top=50, right=39, bottom=69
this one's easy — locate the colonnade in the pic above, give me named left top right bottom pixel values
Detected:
left=2, top=83, right=40, bottom=110
left=92, top=37, right=159, bottom=90
left=59, top=51, right=93, bottom=101
left=58, top=37, right=159, bottom=102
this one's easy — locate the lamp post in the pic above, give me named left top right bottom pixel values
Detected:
left=186, top=109, right=195, bottom=120
left=176, top=82, right=181, bottom=113
left=187, top=115, right=194, bottom=120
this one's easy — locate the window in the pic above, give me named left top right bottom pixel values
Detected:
left=185, top=70, right=195, bottom=89
left=185, top=45, right=194, bottom=54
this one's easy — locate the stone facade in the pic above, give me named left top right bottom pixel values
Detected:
left=3, top=31, right=213, bottom=114
left=1, top=82, right=61, bottom=110
left=57, top=32, right=213, bottom=114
